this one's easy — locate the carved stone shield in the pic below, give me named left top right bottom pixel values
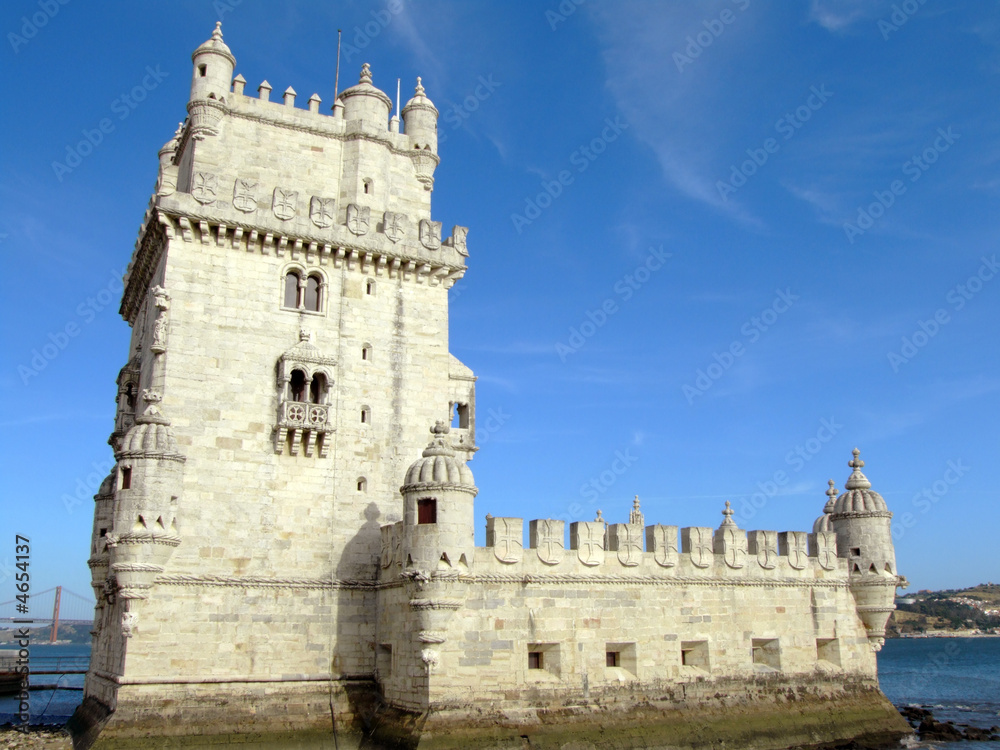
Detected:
left=310, top=197, right=335, bottom=228
left=809, top=531, right=838, bottom=571
left=749, top=530, right=778, bottom=570
left=571, top=521, right=605, bottom=566
left=452, top=225, right=468, bottom=256
left=647, top=525, right=678, bottom=568
left=383, top=211, right=406, bottom=243
left=780, top=531, right=808, bottom=570
left=191, top=172, right=217, bottom=204
left=486, top=516, right=523, bottom=564
left=272, top=187, right=297, bottom=220
left=233, top=178, right=258, bottom=213
left=380, top=524, right=395, bottom=569
left=529, top=519, right=564, bottom=565
left=347, top=204, right=370, bottom=236
left=419, top=219, right=442, bottom=250
left=607, top=523, right=642, bottom=567
left=682, top=527, right=713, bottom=569
left=716, top=528, right=747, bottom=569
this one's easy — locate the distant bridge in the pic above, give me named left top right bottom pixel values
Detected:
left=0, top=586, right=95, bottom=642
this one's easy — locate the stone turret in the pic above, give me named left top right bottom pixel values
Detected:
left=401, top=422, right=477, bottom=571
left=402, top=77, right=440, bottom=190
left=831, top=449, right=899, bottom=650
left=339, top=63, right=393, bottom=129
left=188, top=22, right=234, bottom=137
left=108, top=390, right=185, bottom=636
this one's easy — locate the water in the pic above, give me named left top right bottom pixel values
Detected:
left=0, top=642, right=89, bottom=725
left=1, top=638, right=997, bottom=746
left=878, top=637, right=1000, bottom=749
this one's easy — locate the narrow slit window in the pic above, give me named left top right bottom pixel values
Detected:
left=284, top=272, right=300, bottom=308
left=305, top=275, right=321, bottom=312
left=199, top=64, right=207, bottom=77
left=357, top=477, right=367, bottom=493
left=121, top=467, right=132, bottom=490
left=366, top=279, right=375, bottom=296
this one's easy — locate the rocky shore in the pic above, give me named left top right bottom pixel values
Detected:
left=897, top=705, right=1000, bottom=743
left=0, top=726, right=71, bottom=750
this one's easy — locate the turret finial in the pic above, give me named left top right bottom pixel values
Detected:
left=360, top=63, right=372, bottom=85
left=212, top=22, right=224, bottom=43
left=824, top=479, right=838, bottom=512
left=595, top=509, right=604, bottom=524
left=845, top=448, right=872, bottom=490
left=629, top=495, right=644, bottom=526
left=720, top=500, right=737, bottom=528
left=415, top=76, right=425, bottom=96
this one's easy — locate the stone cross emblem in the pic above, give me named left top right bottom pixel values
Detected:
left=684, top=527, right=713, bottom=569
left=419, top=219, right=442, bottom=250
left=573, top=522, right=605, bottom=566
left=750, top=530, right=778, bottom=570
left=532, top=519, right=564, bottom=565
left=812, top=531, right=838, bottom=571
left=452, top=225, right=469, bottom=256
left=487, top=516, right=523, bottom=564
left=781, top=531, right=809, bottom=570
left=347, top=204, right=370, bottom=236
left=383, top=211, right=406, bottom=243
left=719, top=527, right=747, bottom=569
left=611, top=524, right=642, bottom=567
left=232, top=178, right=258, bottom=213
left=272, top=188, right=298, bottom=220
left=191, top=172, right=217, bottom=205
left=310, top=196, right=335, bottom=228
left=648, top=525, right=678, bottom=568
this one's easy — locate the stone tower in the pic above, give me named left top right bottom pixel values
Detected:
left=74, top=22, right=476, bottom=746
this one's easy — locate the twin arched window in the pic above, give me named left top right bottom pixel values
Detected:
left=288, top=369, right=328, bottom=404
left=283, top=271, right=323, bottom=312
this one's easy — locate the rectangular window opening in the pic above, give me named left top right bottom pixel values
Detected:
left=680, top=640, right=709, bottom=671
left=417, top=498, right=437, bottom=525
left=752, top=638, right=781, bottom=671
left=816, top=638, right=841, bottom=667
left=198, top=64, right=207, bottom=77
left=605, top=651, right=619, bottom=668
left=850, top=547, right=861, bottom=557
left=528, top=651, right=543, bottom=670
left=527, top=643, right=560, bottom=677
left=121, top=467, right=132, bottom=490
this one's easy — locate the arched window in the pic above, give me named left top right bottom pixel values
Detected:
left=284, top=272, right=300, bottom=308
left=362, top=344, right=372, bottom=362
left=357, top=477, right=367, bottom=493
left=305, top=274, right=321, bottom=312
left=289, top=369, right=307, bottom=402
left=360, top=406, right=370, bottom=424
left=365, top=279, right=375, bottom=296
left=310, top=373, right=326, bottom=404
left=124, top=383, right=136, bottom=410
left=363, top=178, right=373, bottom=195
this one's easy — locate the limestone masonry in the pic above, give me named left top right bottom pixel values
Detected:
left=71, top=24, right=912, bottom=750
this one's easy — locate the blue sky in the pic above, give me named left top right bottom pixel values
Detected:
left=2, top=0, right=998, bottom=606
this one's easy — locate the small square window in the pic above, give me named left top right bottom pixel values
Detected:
left=752, top=638, right=781, bottom=671
left=198, top=64, right=207, bottom=77
left=681, top=640, right=709, bottom=671
left=850, top=547, right=861, bottom=557
left=528, top=652, right=543, bottom=670
left=606, top=651, right=619, bottom=668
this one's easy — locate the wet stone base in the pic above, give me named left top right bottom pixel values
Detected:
left=68, top=681, right=911, bottom=750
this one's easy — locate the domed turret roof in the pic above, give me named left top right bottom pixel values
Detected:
left=96, top=471, right=116, bottom=501
left=403, top=422, right=475, bottom=489
left=116, top=391, right=185, bottom=460
left=832, top=449, right=889, bottom=515
left=193, top=22, right=235, bottom=65
left=402, top=77, right=438, bottom=115
left=338, top=63, right=392, bottom=109
left=813, top=479, right=838, bottom=532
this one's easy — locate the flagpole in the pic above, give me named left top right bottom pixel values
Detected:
left=334, top=29, right=342, bottom=100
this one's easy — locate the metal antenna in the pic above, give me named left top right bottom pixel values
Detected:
left=334, top=29, right=342, bottom=100
left=396, top=78, right=401, bottom=118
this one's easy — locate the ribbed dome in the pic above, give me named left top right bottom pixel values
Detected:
left=402, top=77, right=438, bottom=116
left=403, top=422, right=475, bottom=488
left=339, top=63, right=392, bottom=110
left=832, top=449, right=890, bottom=515
left=96, top=472, right=116, bottom=500
left=120, top=419, right=180, bottom=456
left=813, top=479, right=838, bottom=532
left=193, top=22, right=235, bottom=65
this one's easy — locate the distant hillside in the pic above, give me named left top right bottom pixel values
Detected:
left=0, top=622, right=91, bottom=645
left=888, top=582, right=1000, bottom=636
